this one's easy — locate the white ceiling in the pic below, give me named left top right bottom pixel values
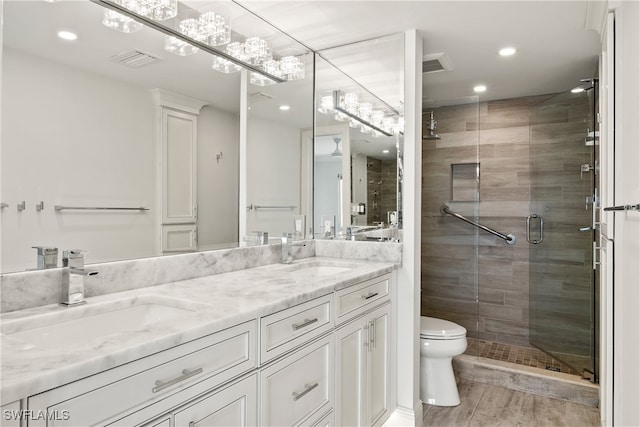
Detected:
left=237, top=0, right=603, bottom=105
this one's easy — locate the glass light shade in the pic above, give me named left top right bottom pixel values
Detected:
left=212, top=56, right=241, bottom=73
left=279, top=56, right=305, bottom=81
left=226, top=42, right=249, bottom=62
left=102, top=9, right=143, bottom=33
left=164, top=36, right=199, bottom=56
left=147, top=0, right=178, bottom=21
left=371, top=110, right=385, bottom=127
left=244, top=37, right=270, bottom=66
left=261, top=59, right=283, bottom=79
left=250, top=72, right=276, bottom=86
left=317, top=95, right=333, bottom=114
left=358, top=102, right=372, bottom=121
left=179, top=18, right=201, bottom=40
left=199, top=11, right=231, bottom=46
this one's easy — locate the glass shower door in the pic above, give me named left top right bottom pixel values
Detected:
left=528, top=86, right=597, bottom=380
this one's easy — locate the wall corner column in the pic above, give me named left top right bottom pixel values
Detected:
left=387, top=28, right=423, bottom=427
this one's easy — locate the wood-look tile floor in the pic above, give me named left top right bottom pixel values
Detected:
left=423, top=378, right=600, bottom=427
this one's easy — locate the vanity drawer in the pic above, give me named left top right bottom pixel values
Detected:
left=28, top=321, right=257, bottom=427
left=260, top=294, right=333, bottom=363
left=335, top=275, right=390, bottom=324
left=260, top=336, right=334, bottom=426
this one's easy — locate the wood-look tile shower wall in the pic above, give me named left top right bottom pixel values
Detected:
left=421, top=94, right=559, bottom=347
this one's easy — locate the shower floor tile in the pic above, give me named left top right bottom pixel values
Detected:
left=465, top=338, right=581, bottom=376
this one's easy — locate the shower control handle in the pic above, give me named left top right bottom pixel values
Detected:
left=526, top=214, right=544, bottom=244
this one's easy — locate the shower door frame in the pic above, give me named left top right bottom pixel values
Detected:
left=528, top=83, right=599, bottom=382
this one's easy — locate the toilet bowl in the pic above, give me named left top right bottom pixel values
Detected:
left=420, top=316, right=467, bottom=406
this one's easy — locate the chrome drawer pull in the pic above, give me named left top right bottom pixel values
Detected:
left=362, top=292, right=379, bottom=300
left=152, top=367, right=203, bottom=393
left=292, top=317, right=318, bottom=331
left=292, top=382, right=319, bottom=401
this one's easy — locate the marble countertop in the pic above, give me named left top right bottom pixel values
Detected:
left=0, top=257, right=395, bottom=404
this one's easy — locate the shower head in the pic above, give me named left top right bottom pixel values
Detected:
left=424, top=111, right=441, bottom=140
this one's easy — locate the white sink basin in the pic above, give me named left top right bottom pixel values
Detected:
left=284, top=260, right=359, bottom=277
left=2, top=296, right=198, bottom=350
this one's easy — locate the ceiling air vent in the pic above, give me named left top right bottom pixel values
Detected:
left=110, top=50, right=160, bottom=68
left=422, top=52, right=454, bottom=74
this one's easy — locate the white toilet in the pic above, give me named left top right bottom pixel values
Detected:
left=420, top=316, right=467, bottom=406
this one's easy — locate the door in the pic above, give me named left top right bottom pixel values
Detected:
left=335, top=317, right=367, bottom=427
left=367, top=304, right=392, bottom=427
left=528, top=86, right=597, bottom=379
left=173, top=374, right=257, bottom=427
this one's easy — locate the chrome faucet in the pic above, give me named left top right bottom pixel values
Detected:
left=281, top=233, right=309, bottom=263
left=281, top=233, right=294, bottom=264
left=61, top=250, right=98, bottom=306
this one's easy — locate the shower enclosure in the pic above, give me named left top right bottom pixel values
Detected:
left=528, top=82, right=598, bottom=381
left=421, top=85, right=598, bottom=380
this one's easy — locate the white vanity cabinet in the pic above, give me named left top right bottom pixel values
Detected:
left=1, top=400, right=22, bottom=427
left=27, top=321, right=256, bottom=427
left=334, top=274, right=393, bottom=427
left=18, top=270, right=395, bottom=427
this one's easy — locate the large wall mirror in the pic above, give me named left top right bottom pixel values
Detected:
left=0, top=0, right=312, bottom=273
left=314, top=33, right=404, bottom=240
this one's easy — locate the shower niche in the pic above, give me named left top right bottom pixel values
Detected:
left=451, top=163, right=480, bottom=202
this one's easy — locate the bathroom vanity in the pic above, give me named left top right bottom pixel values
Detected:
left=0, top=253, right=397, bottom=426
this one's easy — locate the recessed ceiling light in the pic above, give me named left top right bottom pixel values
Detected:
left=279, top=105, right=290, bottom=111
left=382, top=149, right=390, bottom=154
left=473, top=85, right=487, bottom=93
left=499, top=47, right=516, bottom=57
left=57, top=30, right=78, bottom=41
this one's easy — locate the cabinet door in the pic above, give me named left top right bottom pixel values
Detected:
left=162, top=107, right=197, bottom=224
left=174, top=374, right=257, bottom=427
left=367, top=303, right=392, bottom=427
left=335, top=317, right=367, bottom=427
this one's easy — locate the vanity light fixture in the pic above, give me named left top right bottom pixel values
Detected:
left=330, top=90, right=400, bottom=137
left=57, top=30, right=78, bottom=41
left=499, top=47, right=516, bottom=56
left=94, top=0, right=305, bottom=86
left=473, top=85, right=487, bottom=93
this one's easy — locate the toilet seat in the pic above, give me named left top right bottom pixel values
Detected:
left=420, top=316, right=466, bottom=339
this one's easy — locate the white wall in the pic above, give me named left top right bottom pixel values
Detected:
left=246, top=116, right=301, bottom=239
left=611, top=1, right=640, bottom=424
left=197, top=106, right=239, bottom=247
left=1, top=48, right=156, bottom=271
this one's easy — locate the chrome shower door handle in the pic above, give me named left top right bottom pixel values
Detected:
left=526, top=214, right=544, bottom=244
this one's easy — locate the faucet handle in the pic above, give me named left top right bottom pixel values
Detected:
left=63, top=249, right=87, bottom=268
left=32, top=246, right=58, bottom=269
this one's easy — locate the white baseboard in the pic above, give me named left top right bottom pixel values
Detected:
left=383, top=400, right=424, bottom=427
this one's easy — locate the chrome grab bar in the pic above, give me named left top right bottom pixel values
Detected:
left=55, top=205, right=149, bottom=211
left=604, top=204, right=640, bottom=212
left=526, top=214, right=544, bottom=244
left=247, top=204, right=297, bottom=210
left=440, top=205, right=516, bottom=245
